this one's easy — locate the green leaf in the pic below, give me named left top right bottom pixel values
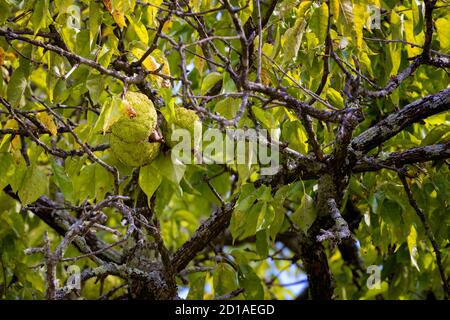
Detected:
left=381, top=198, right=402, bottom=227
left=238, top=201, right=263, bottom=240
left=75, top=30, right=91, bottom=58
left=421, top=125, right=449, bottom=146
left=201, top=72, right=222, bottom=95
left=94, top=96, right=125, bottom=133
left=51, top=161, right=74, bottom=202
left=89, top=1, right=102, bottom=49
left=94, top=164, right=113, bottom=201
left=0, top=0, right=10, bottom=25
left=292, top=193, right=316, bottom=233
left=139, top=163, right=163, bottom=200
left=187, top=273, right=206, bottom=300
left=18, top=165, right=49, bottom=205
left=282, top=120, right=308, bottom=155
left=238, top=264, right=264, bottom=300
left=32, top=0, right=49, bottom=35
left=7, top=66, right=28, bottom=108
left=72, top=163, right=96, bottom=203
left=221, top=72, right=237, bottom=93
left=269, top=186, right=289, bottom=239
left=238, top=0, right=253, bottom=24
left=213, top=263, right=239, bottom=297
left=151, top=153, right=186, bottom=186
left=281, top=2, right=309, bottom=63
left=310, top=2, right=329, bottom=44
left=215, top=98, right=240, bottom=120
left=86, top=73, right=105, bottom=105
left=0, top=152, right=14, bottom=190
left=256, top=229, right=269, bottom=257
left=256, top=202, right=275, bottom=231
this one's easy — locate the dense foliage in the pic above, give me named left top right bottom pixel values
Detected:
left=0, top=0, right=449, bottom=300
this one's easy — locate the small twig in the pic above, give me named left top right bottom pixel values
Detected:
left=214, top=288, right=244, bottom=300
left=204, top=175, right=225, bottom=206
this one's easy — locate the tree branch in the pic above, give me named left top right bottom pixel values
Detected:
left=352, top=88, right=450, bottom=152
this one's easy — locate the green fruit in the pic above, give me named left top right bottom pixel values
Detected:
left=110, top=135, right=160, bottom=167
left=173, top=107, right=199, bottom=133
left=111, top=92, right=158, bottom=143
left=110, top=91, right=161, bottom=167
left=163, top=107, right=200, bottom=147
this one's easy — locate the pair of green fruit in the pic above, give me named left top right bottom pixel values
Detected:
left=110, top=91, right=199, bottom=167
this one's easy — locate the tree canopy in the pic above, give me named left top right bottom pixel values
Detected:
left=0, top=0, right=449, bottom=300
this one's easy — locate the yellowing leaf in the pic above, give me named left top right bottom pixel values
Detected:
left=330, top=0, right=340, bottom=22
left=127, top=15, right=149, bottom=44
left=112, top=10, right=126, bottom=28
left=103, top=0, right=126, bottom=28
left=151, top=49, right=171, bottom=88
left=239, top=0, right=253, bottom=24
left=435, top=17, right=450, bottom=52
left=358, top=51, right=374, bottom=77
left=162, top=18, right=173, bottom=33
left=261, top=68, right=271, bottom=86
left=102, top=0, right=113, bottom=12
left=2, top=119, right=18, bottom=130
left=0, top=47, right=4, bottom=66
left=0, top=119, right=19, bottom=150
left=326, top=87, right=344, bottom=108
left=403, top=10, right=423, bottom=57
left=353, top=3, right=365, bottom=49
left=389, top=11, right=402, bottom=76
left=37, top=112, right=58, bottom=136
left=131, top=47, right=157, bottom=71
left=334, top=0, right=354, bottom=43
left=131, top=47, right=171, bottom=88
left=11, top=135, right=21, bottom=152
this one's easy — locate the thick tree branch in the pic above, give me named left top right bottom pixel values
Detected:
left=354, top=142, right=450, bottom=172
left=352, top=88, right=450, bottom=152
left=172, top=199, right=237, bottom=272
